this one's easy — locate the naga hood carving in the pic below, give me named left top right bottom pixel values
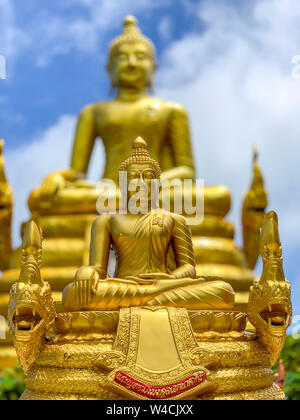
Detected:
left=248, top=211, right=292, bottom=366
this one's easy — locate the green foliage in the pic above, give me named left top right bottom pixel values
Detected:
left=0, top=367, right=25, bottom=400
left=275, top=335, right=300, bottom=400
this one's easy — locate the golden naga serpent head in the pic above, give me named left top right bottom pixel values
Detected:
left=8, top=221, right=56, bottom=373
left=0, top=139, right=6, bottom=180
left=248, top=211, right=292, bottom=364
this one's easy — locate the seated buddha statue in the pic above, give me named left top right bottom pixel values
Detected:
left=63, top=137, right=235, bottom=312
left=28, top=15, right=229, bottom=217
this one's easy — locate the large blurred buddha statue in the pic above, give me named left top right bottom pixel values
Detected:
left=29, top=15, right=199, bottom=215
left=63, top=137, right=234, bottom=312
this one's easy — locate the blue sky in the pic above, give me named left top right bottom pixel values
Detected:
left=1, top=0, right=300, bottom=327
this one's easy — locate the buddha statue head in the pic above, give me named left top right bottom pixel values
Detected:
left=107, top=16, right=156, bottom=91
left=119, top=136, right=161, bottom=212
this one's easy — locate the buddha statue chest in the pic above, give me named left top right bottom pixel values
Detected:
left=106, top=212, right=174, bottom=277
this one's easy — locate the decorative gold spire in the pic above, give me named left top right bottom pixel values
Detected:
left=249, top=147, right=267, bottom=205
left=108, top=15, right=156, bottom=64
left=0, top=139, right=13, bottom=270
left=119, top=136, right=161, bottom=178
left=242, top=148, right=268, bottom=269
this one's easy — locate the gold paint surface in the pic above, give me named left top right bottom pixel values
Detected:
left=62, top=138, right=234, bottom=313
left=136, top=308, right=181, bottom=371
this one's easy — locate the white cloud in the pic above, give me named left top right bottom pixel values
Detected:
left=0, top=0, right=29, bottom=66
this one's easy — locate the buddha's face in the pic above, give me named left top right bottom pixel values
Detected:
left=126, top=163, right=158, bottom=210
left=109, top=43, right=155, bottom=89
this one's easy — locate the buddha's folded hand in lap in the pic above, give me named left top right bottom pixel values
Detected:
left=63, top=138, right=235, bottom=312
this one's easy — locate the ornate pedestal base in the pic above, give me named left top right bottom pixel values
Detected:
left=18, top=309, right=284, bottom=401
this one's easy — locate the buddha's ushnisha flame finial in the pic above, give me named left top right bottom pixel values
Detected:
left=119, top=136, right=161, bottom=178
left=108, top=15, right=156, bottom=64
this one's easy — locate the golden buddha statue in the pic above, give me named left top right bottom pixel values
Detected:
left=63, top=137, right=234, bottom=312
left=29, top=15, right=198, bottom=215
